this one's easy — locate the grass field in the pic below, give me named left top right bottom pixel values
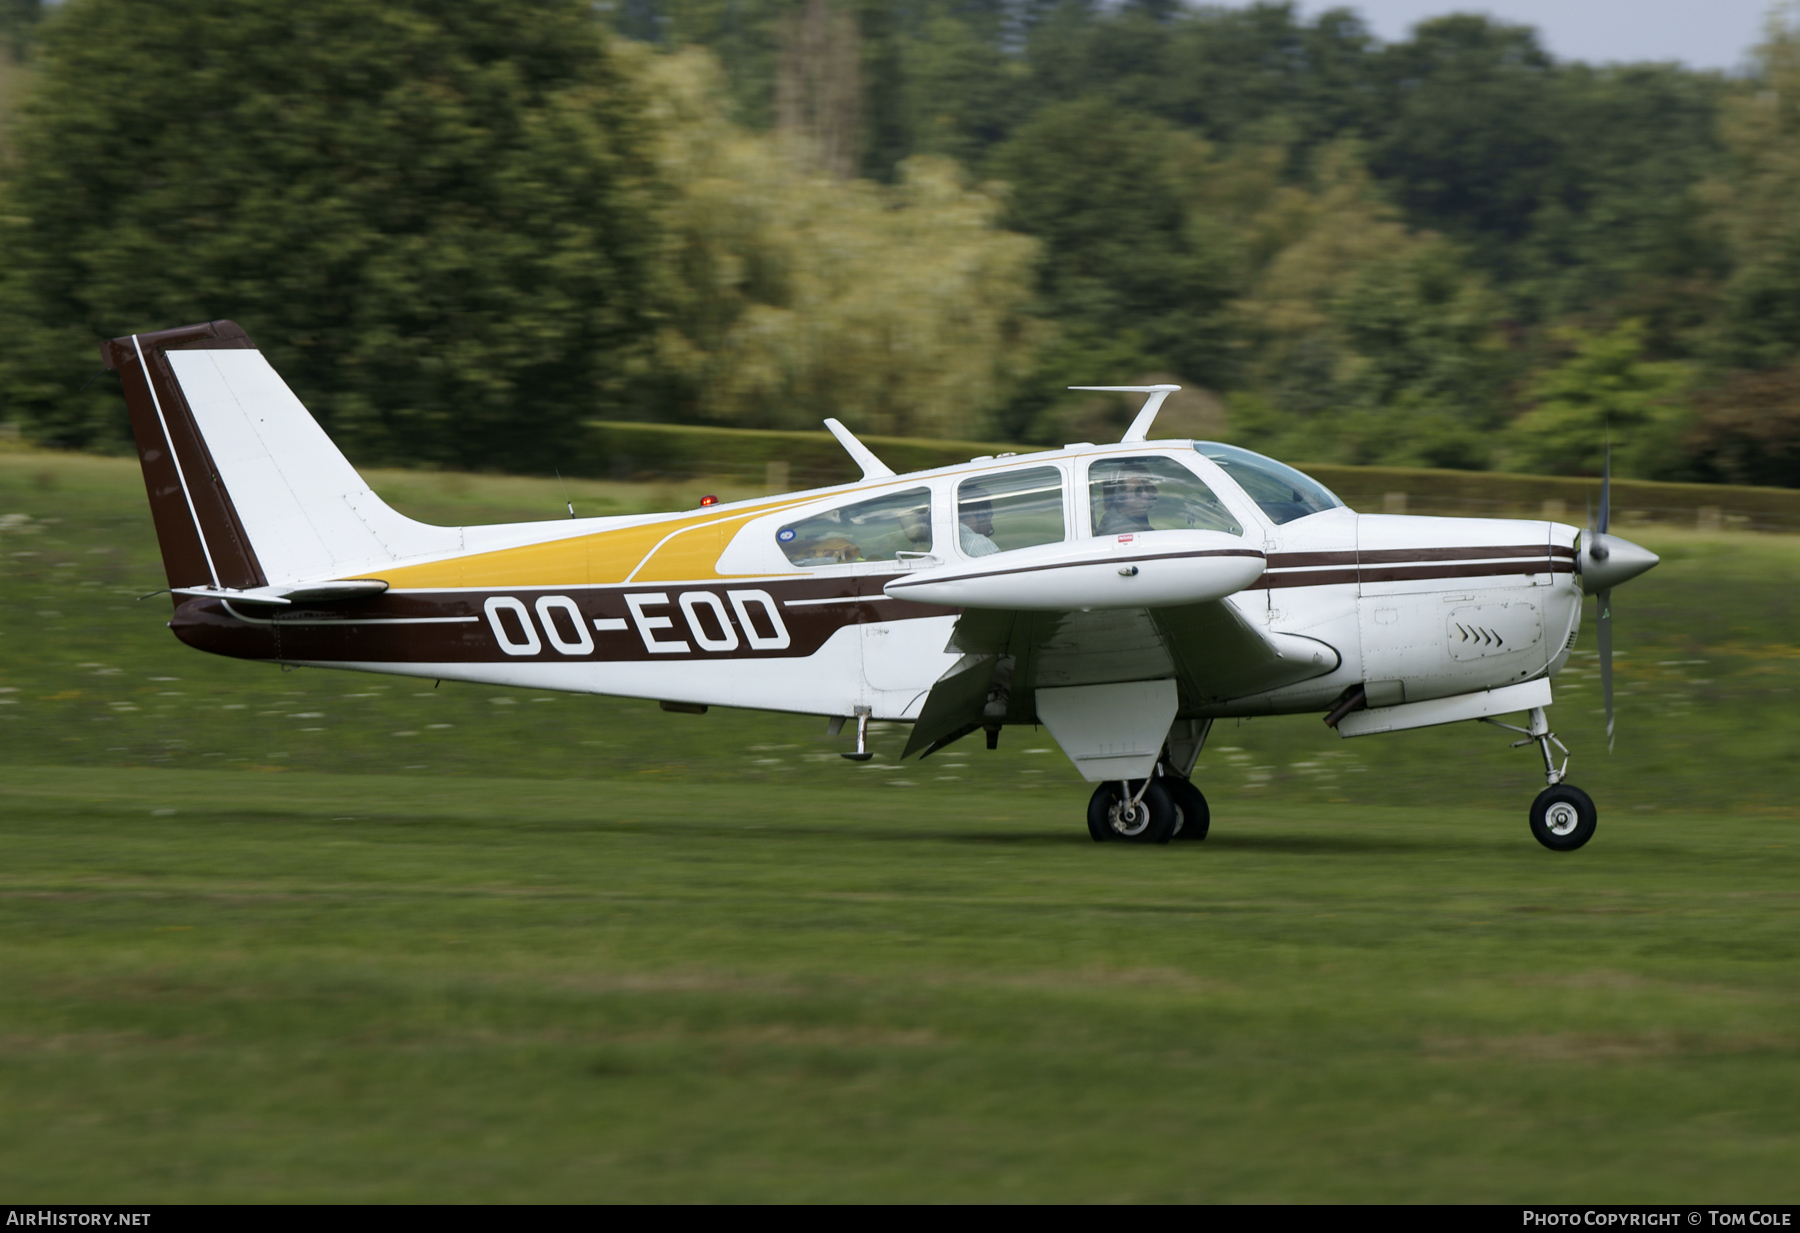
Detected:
left=2, top=450, right=1798, bottom=1200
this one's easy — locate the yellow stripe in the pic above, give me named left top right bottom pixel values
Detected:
left=365, top=497, right=817, bottom=590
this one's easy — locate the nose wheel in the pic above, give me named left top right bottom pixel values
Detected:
left=1529, top=784, right=1597, bottom=851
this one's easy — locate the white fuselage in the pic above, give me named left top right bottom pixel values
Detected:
left=258, top=441, right=1582, bottom=727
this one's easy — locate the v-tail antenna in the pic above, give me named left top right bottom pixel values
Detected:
left=554, top=468, right=574, bottom=519
left=1069, top=385, right=1181, bottom=443
left=823, top=418, right=896, bottom=480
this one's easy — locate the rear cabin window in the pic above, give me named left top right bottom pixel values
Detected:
left=956, top=467, right=1066, bottom=557
left=776, top=488, right=933, bottom=566
left=1087, top=456, right=1243, bottom=537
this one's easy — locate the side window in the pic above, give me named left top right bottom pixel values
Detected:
left=776, top=487, right=933, bottom=566
left=1088, top=456, right=1243, bottom=537
left=957, top=467, right=1066, bottom=557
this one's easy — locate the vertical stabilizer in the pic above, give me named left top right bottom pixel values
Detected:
left=103, top=321, right=463, bottom=596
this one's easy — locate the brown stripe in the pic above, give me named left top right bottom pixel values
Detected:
left=1360, top=560, right=1574, bottom=584
left=171, top=575, right=958, bottom=665
left=105, top=321, right=267, bottom=596
left=1266, top=550, right=1357, bottom=569
left=1356, top=544, right=1555, bottom=565
left=1251, top=559, right=1574, bottom=591
left=1267, top=543, right=1563, bottom=570
left=1248, top=568, right=1360, bottom=590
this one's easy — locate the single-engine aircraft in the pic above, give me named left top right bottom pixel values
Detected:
left=103, top=321, right=1661, bottom=850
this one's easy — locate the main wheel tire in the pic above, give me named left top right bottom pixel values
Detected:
left=1087, top=780, right=1179, bottom=845
left=1529, top=784, right=1598, bottom=851
left=1165, top=777, right=1210, bottom=841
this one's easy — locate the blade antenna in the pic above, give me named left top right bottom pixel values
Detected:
left=823, top=419, right=897, bottom=481
left=1069, top=385, right=1181, bottom=444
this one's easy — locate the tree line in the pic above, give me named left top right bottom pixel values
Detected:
left=0, top=0, right=1796, bottom=485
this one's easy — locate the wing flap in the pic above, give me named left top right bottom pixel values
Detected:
left=904, top=598, right=1339, bottom=757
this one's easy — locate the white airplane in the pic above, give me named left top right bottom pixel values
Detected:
left=104, top=321, right=1659, bottom=850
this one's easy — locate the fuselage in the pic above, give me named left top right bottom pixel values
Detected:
left=168, top=437, right=1583, bottom=724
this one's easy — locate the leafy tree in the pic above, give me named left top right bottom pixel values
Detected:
left=1224, top=146, right=1506, bottom=468
left=991, top=97, right=1239, bottom=392
left=0, top=0, right=39, bottom=61
left=902, top=13, right=1025, bottom=169
left=0, top=0, right=660, bottom=470
left=1707, top=12, right=1800, bottom=372
left=1503, top=319, right=1694, bottom=477
left=1683, top=364, right=1800, bottom=488
left=1364, top=16, right=1559, bottom=280
left=635, top=47, right=1041, bottom=438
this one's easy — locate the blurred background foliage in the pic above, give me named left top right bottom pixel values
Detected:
left=1, top=0, right=1799, bottom=483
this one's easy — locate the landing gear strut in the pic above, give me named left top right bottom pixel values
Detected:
left=1484, top=705, right=1598, bottom=851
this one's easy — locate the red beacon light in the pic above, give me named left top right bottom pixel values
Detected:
left=699, top=494, right=719, bottom=507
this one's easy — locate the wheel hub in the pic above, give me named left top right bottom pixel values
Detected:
left=1110, top=799, right=1150, bottom=837
left=1544, top=800, right=1581, bottom=836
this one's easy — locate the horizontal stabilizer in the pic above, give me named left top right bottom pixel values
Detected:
left=172, top=579, right=390, bottom=607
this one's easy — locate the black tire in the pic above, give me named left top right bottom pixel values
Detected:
left=1529, top=784, right=1598, bottom=851
left=1087, top=780, right=1179, bottom=845
left=1165, top=777, right=1210, bottom=841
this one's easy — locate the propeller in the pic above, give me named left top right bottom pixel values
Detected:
left=1596, top=452, right=1614, bottom=750
left=1578, top=442, right=1659, bottom=751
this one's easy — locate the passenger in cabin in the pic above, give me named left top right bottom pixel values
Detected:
left=900, top=507, right=933, bottom=549
left=1095, top=461, right=1158, bottom=535
left=959, top=489, right=1000, bottom=557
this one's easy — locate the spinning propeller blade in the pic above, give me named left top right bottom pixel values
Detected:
left=1595, top=444, right=1614, bottom=750
left=1578, top=440, right=1657, bottom=752
left=1597, top=587, right=1614, bottom=752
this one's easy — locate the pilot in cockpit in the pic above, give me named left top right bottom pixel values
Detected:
left=1095, top=461, right=1158, bottom=535
left=958, top=487, right=1000, bottom=557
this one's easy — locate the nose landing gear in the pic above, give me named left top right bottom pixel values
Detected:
left=1484, top=705, right=1599, bottom=851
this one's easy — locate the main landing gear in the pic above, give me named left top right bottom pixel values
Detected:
left=1087, top=766, right=1210, bottom=845
left=1484, top=705, right=1598, bottom=851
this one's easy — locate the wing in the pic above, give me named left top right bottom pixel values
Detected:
left=903, top=599, right=1338, bottom=758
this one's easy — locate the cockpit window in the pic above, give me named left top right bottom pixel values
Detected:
left=1087, top=456, right=1242, bottom=537
left=776, top=487, right=933, bottom=566
left=1194, top=443, right=1344, bottom=525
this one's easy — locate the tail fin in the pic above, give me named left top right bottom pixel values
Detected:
left=102, top=321, right=461, bottom=596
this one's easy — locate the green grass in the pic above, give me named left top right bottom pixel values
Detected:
left=2, top=449, right=1798, bottom=1200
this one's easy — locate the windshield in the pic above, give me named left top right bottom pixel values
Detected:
left=1193, top=443, right=1344, bottom=525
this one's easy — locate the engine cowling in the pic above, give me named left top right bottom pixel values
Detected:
left=884, top=530, right=1265, bottom=611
